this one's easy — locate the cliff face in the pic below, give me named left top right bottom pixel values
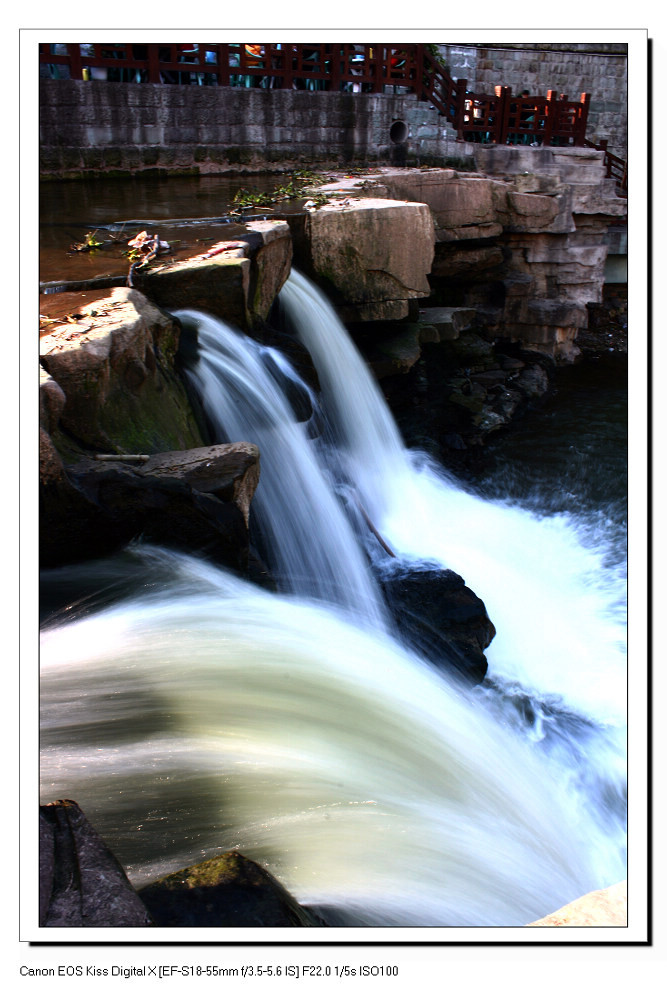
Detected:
left=342, top=150, right=626, bottom=361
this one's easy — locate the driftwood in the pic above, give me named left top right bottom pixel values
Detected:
left=40, top=276, right=129, bottom=295
left=350, top=490, right=396, bottom=558
left=93, top=453, right=150, bottom=462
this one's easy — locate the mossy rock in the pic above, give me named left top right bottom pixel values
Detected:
left=139, top=851, right=325, bottom=927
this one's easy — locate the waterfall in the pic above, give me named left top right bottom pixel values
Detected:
left=179, top=308, right=386, bottom=628
left=279, top=270, right=409, bottom=532
left=39, top=271, right=627, bottom=927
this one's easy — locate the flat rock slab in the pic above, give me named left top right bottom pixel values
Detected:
left=133, top=220, right=292, bottom=329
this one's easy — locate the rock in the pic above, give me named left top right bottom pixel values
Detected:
left=39, top=288, right=204, bottom=454
left=40, top=442, right=260, bottom=571
left=431, top=244, right=504, bottom=279
left=39, top=366, right=66, bottom=433
left=40, top=427, right=116, bottom=569
left=514, top=364, right=549, bottom=398
left=68, top=444, right=259, bottom=570
left=139, top=851, right=323, bottom=927
left=139, top=444, right=260, bottom=528
left=367, top=308, right=478, bottom=379
left=39, top=800, right=152, bottom=927
left=371, top=326, right=423, bottom=377
left=417, top=307, right=476, bottom=340
left=528, top=881, right=627, bottom=927
left=133, top=246, right=251, bottom=330
left=305, top=197, right=435, bottom=322
left=244, top=220, right=293, bottom=324
left=504, top=189, right=561, bottom=231
left=378, top=168, right=505, bottom=233
left=378, top=561, right=496, bottom=684
left=133, top=220, right=292, bottom=331
left=344, top=158, right=625, bottom=361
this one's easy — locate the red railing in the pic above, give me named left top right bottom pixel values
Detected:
left=39, top=43, right=425, bottom=91
left=454, top=85, right=591, bottom=148
left=585, top=138, right=627, bottom=196
left=39, top=42, right=597, bottom=150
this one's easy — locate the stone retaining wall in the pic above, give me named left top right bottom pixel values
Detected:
left=39, top=81, right=465, bottom=178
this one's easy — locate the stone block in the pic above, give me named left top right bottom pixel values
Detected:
left=306, top=197, right=435, bottom=322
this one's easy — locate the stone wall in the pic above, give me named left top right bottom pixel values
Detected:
left=436, top=43, right=628, bottom=158
left=39, top=81, right=463, bottom=178
left=39, top=41, right=628, bottom=179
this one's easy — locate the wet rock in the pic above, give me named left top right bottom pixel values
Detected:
left=514, top=364, right=549, bottom=398
left=40, top=442, right=259, bottom=571
left=40, top=800, right=152, bottom=927
left=378, top=561, right=496, bottom=684
left=139, top=851, right=324, bottom=927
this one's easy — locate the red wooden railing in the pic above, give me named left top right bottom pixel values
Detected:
left=39, top=42, right=607, bottom=154
left=585, top=138, right=627, bottom=196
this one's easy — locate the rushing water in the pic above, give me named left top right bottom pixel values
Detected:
left=39, top=271, right=627, bottom=927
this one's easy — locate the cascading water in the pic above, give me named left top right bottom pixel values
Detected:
left=178, top=308, right=386, bottom=628
left=39, top=270, right=627, bottom=927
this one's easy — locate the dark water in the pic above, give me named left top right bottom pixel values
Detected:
left=466, top=354, right=627, bottom=581
left=470, top=355, right=627, bottom=514
left=39, top=173, right=293, bottom=285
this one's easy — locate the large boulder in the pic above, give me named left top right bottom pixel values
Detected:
left=132, top=247, right=251, bottom=330
left=305, top=197, right=435, bottom=322
left=139, top=851, right=323, bottom=927
left=378, top=561, right=496, bottom=685
left=39, top=288, right=204, bottom=455
left=40, top=800, right=152, bottom=927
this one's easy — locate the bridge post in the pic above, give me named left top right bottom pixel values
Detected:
left=147, top=44, right=161, bottom=84
left=414, top=44, right=424, bottom=100
left=497, top=86, right=512, bottom=144
left=68, top=44, right=83, bottom=81
left=329, top=44, right=342, bottom=91
left=545, top=90, right=558, bottom=145
left=576, top=92, right=591, bottom=146
left=454, top=77, right=467, bottom=141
